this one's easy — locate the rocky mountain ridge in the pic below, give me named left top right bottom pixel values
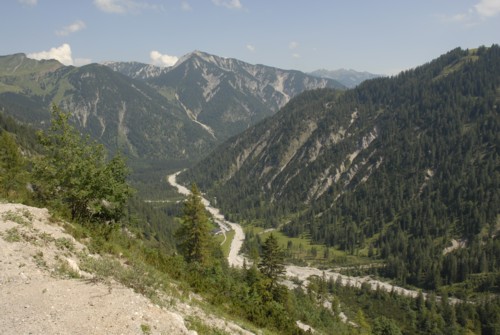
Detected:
left=0, top=51, right=344, bottom=166
left=309, top=68, right=382, bottom=88
left=105, top=50, right=345, bottom=140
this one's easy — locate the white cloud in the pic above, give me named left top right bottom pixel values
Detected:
left=94, top=0, right=126, bottom=13
left=440, top=0, right=500, bottom=24
left=246, top=44, right=255, bottom=52
left=292, top=53, right=301, bottom=59
left=18, top=0, right=37, bottom=7
left=474, top=0, right=500, bottom=17
left=445, top=13, right=468, bottom=22
left=28, top=44, right=74, bottom=66
left=289, top=41, right=299, bottom=50
left=212, top=0, right=242, bottom=10
left=150, top=51, right=179, bottom=67
left=56, top=20, right=86, bottom=36
left=94, top=0, right=159, bottom=14
left=181, top=1, right=192, bottom=11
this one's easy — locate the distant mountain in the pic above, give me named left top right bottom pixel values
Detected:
left=0, top=51, right=345, bottom=168
left=102, top=61, right=166, bottom=80
left=309, top=68, right=382, bottom=88
left=0, top=53, right=213, bottom=163
left=106, top=50, right=345, bottom=139
left=181, top=46, right=500, bottom=289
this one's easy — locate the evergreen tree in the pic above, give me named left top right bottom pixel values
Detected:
left=32, top=104, right=133, bottom=222
left=0, top=131, right=27, bottom=199
left=372, top=316, right=402, bottom=335
left=258, top=234, right=286, bottom=290
left=176, top=184, right=212, bottom=265
left=355, top=309, right=372, bottom=335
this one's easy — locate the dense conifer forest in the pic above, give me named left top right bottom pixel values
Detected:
left=182, top=46, right=500, bottom=295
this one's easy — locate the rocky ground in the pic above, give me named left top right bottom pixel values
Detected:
left=0, top=202, right=253, bottom=335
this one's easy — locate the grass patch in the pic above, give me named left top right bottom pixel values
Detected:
left=2, top=209, right=33, bottom=226
left=185, top=316, right=230, bottom=335
left=79, top=254, right=172, bottom=303
left=3, top=227, right=21, bottom=242
left=33, top=251, right=47, bottom=268
left=219, top=229, right=235, bottom=258
left=53, top=258, right=80, bottom=279
left=140, top=323, right=151, bottom=335
left=37, top=232, right=54, bottom=245
left=433, top=54, right=479, bottom=81
left=62, top=222, right=88, bottom=240
left=55, top=237, right=75, bottom=252
left=246, top=225, right=373, bottom=267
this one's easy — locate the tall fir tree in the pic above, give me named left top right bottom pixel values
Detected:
left=176, top=184, right=212, bottom=265
left=258, top=233, right=286, bottom=289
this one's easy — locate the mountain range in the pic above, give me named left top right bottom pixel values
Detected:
left=105, top=50, right=344, bottom=140
left=0, top=51, right=343, bottom=166
left=309, top=68, right=382, bottom=88
left=181, top=45, right=500, bottom=289
left=1, top=43, right=500, bottom=334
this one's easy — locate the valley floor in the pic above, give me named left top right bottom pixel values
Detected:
left=167, top=172, right=461, bottom=305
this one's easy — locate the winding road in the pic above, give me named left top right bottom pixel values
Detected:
left=167, top=171, right=460, bottom=304
left=168, top=172, right=245, bottom=267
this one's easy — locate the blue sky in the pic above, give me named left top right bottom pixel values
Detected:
left=1, top=0, right=500, bottom=75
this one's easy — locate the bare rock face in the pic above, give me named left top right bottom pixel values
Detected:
left=106, top=50, right=345, bottom=142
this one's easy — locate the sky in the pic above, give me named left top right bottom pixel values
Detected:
left=1, top=0, right=500, bottom=75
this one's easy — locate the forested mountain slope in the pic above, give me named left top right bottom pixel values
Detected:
left=0, top=51, right=343, bottom=168
left=0, top=53, right=214, bottom=162
left=181, top=45, right=500, bottom=289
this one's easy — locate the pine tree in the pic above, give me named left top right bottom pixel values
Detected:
left=355, top=309, right=372, bottom=335
left=176, top=184, right=212, bottom=265
left=0, top=131, right=27, bottom=199
left=32, top=104, right=133, bottom=222
left=372, top=316, right=402, bottom=335
left=258, top=234, right=285, bottom=289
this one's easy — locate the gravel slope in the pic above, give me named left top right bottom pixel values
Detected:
left=0, top=203, right=253, bottom=335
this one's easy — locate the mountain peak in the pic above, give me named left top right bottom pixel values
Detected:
left=173, top=50, right=222, bottom=69
left=0, top=53, right=63, bottom=75
left=102, top=60, right=166, bottom=79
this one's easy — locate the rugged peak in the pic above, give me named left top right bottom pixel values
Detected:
left=102, top=60, right=166, bottom=79
left=173, top=50, right=224, bottom=69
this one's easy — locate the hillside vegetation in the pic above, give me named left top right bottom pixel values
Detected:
left=0, top=51, right=344, bottom=198
left=1, top=46, right=500, bottom=334
left=181, top=45, right=500, bottom=293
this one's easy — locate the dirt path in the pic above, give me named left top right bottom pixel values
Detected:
left=0, top=203, right=195, bottom=335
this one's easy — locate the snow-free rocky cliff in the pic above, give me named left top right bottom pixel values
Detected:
left=105, top=50, right=345, bottom=140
